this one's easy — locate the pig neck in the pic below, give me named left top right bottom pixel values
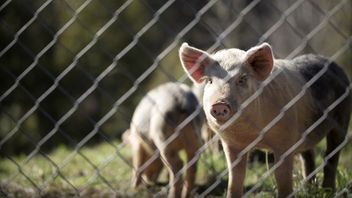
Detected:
left=256, top=59, right=314, bottom=130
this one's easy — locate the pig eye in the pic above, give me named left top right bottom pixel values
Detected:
left=237, top=74, right=247, bottom=85
left=207, top=77, right=213, bottom=84
left=201, top=76, right=212, bottom=84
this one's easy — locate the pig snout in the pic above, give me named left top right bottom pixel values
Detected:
left=210, top=102, right=232, bottom=122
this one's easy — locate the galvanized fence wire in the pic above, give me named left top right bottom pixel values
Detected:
left=0, top=0, right=146, bottom=195
left=0, top=0, right=328, bottom=190
left=1, top=8, right=138, bottom=195
left=37, top=0, right=221, bottom=194
left=247, top=44, right=352, bottom=197
left=1, top=0, right=224, bottom=195
left=197, top=0, right=352, bottom=196
left=0, top=0, right=351, bottom=197
left=166, top=0, right=351, bottom=196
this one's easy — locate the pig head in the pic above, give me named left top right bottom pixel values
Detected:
left=180, top=43, right=274, bottom=132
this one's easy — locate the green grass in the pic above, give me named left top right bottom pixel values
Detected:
left=1, top=138, right=351, bottom=197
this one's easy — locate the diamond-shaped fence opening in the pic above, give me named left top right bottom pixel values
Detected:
left=0, top=0, right=351, bottom=197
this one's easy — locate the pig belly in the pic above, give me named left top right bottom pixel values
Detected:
left=212, top=118, right=329, bottom=153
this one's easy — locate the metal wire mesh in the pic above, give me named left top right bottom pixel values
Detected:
left=0, top=0, right=351, bottom=197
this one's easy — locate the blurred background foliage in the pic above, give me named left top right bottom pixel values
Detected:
left=0, top=0, right=351, bottom=155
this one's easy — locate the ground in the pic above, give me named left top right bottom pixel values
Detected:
left=1, top=130, right=351, bottom=198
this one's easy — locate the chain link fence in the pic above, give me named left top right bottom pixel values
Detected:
left=0, top=0, right=351, bottom=197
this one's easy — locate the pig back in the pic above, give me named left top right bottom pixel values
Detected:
left=131, top=82, right=200, bottom=138
left=294, top=54, right=351, bottom=115
left=293, top=54, right=351, bottom=145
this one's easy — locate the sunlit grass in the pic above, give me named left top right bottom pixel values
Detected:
left=1, top=135, right=351, bottom=197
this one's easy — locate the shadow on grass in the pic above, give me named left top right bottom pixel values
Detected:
left=150, top=179, right=263, bottom=197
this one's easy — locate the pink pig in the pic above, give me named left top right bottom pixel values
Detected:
left=179, top=42, right=351, bottom=197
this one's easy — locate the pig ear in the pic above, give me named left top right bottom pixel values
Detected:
left=245, top=43, right=274, bottom=81
left=179, top=43, right=214, bottom=83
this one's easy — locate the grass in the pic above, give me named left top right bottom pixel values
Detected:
left=1, top=137, right=352, bottom=197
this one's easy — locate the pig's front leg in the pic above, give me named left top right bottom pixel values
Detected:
left=222, top=141, right=247, bottom=198
left=273, top=152, right=293, bottom=198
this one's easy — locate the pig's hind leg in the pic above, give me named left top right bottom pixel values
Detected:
left=322, top=128, right=346, bottom=190
left=131, top=139, right=148, bottom=188
left=143, top=155, right=163, bottom=184
left=300, top=149, right=316, bottom=184
left=150, top=114, right=183, bottom=198
left=160, top=149, right=183, bottom=198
